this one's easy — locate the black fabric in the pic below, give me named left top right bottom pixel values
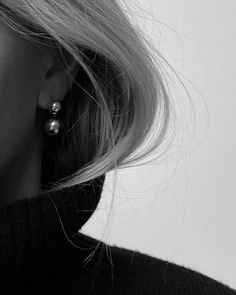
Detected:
left=0, top=174, right=105, bottom=282
left=0, top=173, right=235, bottom=294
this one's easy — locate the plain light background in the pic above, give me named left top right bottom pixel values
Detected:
left=81, top=0, right=236, bottom=290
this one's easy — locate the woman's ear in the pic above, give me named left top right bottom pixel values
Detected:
left=37, top=48, right=79, bottom=110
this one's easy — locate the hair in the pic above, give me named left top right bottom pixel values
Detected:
left=0, top=1, right=193, bottom=251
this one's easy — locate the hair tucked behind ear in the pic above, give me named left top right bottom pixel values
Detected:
left=0, top=1, right=183, bottom=195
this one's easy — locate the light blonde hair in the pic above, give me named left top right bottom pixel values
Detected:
left=0, top=1, right=191, bottom=253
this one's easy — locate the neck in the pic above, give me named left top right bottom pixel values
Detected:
left=0, top=134, right=42, bottom=205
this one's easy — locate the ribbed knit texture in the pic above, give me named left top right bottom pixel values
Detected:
left=0, top=173, right=235, bottom=294
left=0, top=174, right=105, bottom=284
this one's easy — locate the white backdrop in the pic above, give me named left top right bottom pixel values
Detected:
left=81, top=0, right=236, bottom=289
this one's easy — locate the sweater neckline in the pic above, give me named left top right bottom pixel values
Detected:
left=0, top=174, right=105, bottom=281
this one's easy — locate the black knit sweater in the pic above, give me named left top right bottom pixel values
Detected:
left=0, top=174, right=235, bottom=294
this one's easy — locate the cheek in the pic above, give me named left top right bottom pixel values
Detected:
left=0, top=32, right=42, bottom=175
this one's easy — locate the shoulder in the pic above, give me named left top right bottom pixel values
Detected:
left=104, top=240, right=236, bottom=295
left=49, top=232, right=236, bottom=295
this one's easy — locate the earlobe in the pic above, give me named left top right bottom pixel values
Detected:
left=37, top=51, right=79, bottom=111
left=37, top=71, right=66, bottom=111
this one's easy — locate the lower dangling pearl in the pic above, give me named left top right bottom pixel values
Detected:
left=44, top=118, right=62, bottom=136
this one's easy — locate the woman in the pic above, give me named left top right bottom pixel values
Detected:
left=0, top=1, right=235, bottom=294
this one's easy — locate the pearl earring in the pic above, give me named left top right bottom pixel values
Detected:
left=44, top=101, right=63, bottom=136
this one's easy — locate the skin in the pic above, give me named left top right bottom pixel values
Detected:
left=0, top=20, right=78, bottom=205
